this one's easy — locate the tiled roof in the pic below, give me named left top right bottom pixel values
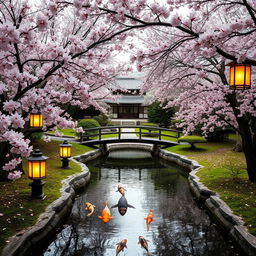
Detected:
left=116, top=77, right=143, bottom=90
left=105, top=95, right=147, bottom=105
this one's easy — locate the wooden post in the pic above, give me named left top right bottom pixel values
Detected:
left=118, top=127, right=121, bottom=140
left=159, top=129, right=161, bottom=140
left=100, top=144, right=108, bottom=155
left=139, top=127, right=142, bottom=140
left=99, top=128, right=101, bottom=140
left=152, top=144, right=160, bottom=156
left=80, top=132, right=83, bottom=143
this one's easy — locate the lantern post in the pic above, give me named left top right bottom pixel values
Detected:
left=27, top=149, right=48, bottom=199
left=59, top=140, right=72, bottom=169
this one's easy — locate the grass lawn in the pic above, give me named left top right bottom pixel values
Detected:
left=47, top=128, right=77, bottom=137
left=167, top=140, right=256, bottom=235
left=135, top=127, right=180, bottom=142
left=47, top=128, right=118, bottom=140
left=0, top=140, right=93, bottom=252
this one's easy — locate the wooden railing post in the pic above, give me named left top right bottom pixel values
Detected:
left=139, top=127, right=142, bottom=139
left=80, top=132, right=83, bottom=143
left=159, top=129, right=161, bottom=140
left=99, top=128, right=101, bottom=140
left=118, top=127, right=121, bottom=140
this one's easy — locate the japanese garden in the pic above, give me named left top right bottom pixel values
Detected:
left=0, top=0, right=256, bottom=255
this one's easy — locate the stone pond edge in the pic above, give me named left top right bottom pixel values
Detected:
left=2, top=144, right=256, bottom=256
left=1, top=148, right=102, bottom=256
left=159, top=149, right=256, bottom=256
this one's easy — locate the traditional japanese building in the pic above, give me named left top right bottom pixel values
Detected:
left=106, top=74, right=149, bottom=122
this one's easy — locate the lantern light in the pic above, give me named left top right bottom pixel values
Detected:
left=59, top=140, right=72, bottom=169
left=29, top=108, right=43, bottom=128
left=27, top=149, right=48, bottom=199
left=228, top=61, right=251, bottom=90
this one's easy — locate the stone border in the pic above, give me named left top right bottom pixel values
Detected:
left=159, top=149, right=256, bottom=256
left=3, top=145, right=256, bottom=256
left=1, top=149, right=102, bottom=256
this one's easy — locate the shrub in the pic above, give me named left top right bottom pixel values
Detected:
left=77, top=119, right=100, bottom=138
left=67, top=105, right=100, bottom=119
left=93, top=114, right=112, bottom=126
left=224, top=160, right=245, bottom=182
left=148, top=101, right=174, bottom=127
left=178, top=135, right=207, bottom=149
left=194, top=125, right=234, bottom=142
left=30, top=132, right=43, bottom=141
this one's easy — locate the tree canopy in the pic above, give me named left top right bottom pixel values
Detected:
left=0, top=0, right=256, bottom=181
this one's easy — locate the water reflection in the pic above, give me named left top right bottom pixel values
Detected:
left=43, top=149, right=240, bottom=256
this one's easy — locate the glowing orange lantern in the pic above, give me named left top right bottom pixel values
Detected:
left=59, top=140, right=72, bottom=169
left=29, top=109, right=43, bottom=128
left=228, top=62, right=251, bottom=90
left=27, top=149, right=48, bottom=199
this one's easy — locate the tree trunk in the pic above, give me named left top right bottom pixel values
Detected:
left=0, top=142, right=10, bottom=181
left=238, top=120, right=256, bottom=182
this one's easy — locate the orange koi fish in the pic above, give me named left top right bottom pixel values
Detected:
left=98, top=200, right=113, bottom=223
left=144, top=209, right=155, bottom=231
left=116, top=185, right=126, bottom=195
left=85, top=202, right=95, bottom=217
left=116, top=239, right=127, bottom=256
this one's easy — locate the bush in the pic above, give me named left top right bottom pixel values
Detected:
left=67, top=105, right=100, bottom=119
left=178, top=135, right=207, bottom=149
left=77, top=119, right=100, bottom=138
left=148, top=101, right=174, bottom=127
left=30, top=132, right=43, bottom=141
left=93, top=114, right=112, bottom=126
left=206, top=128, right=233, bottom=142
left=194, top=125, right=234, bottom=142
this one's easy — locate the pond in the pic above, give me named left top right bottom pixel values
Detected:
left=42, top=149, right=241, bottom=256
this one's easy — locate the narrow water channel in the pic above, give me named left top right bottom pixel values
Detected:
left=43, top=149, right=240, bottom=256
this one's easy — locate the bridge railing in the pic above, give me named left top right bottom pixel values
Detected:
left=79, top=125, right=182, bottom=143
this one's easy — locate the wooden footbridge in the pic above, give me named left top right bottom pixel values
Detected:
left=79, top=125, right=182, bottom=148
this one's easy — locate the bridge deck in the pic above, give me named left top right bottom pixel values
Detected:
left=80, top=137, right=180, bottom=147
left=80, top=125, right=182, bottom=147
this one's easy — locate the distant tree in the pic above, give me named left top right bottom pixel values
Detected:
left=148, top=101, right=174, bottom=127
left=68, top=106, right=100, bottom=120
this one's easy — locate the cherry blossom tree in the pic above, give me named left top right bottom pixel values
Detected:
left=0, top=0, right=136, bottom=181
left=1, top=0, right=256, bottom=183
left=126, top=0, right=256, bottom=182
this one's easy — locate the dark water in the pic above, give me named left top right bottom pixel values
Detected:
left=43, top=149, right=240, bottom=256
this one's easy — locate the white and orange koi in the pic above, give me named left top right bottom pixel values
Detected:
left=84, top=202, right=95, bottom=217
left=116, top=185, right=126, bottom=195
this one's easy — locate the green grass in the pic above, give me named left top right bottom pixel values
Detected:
left=47, top=128, right=76, bottom=137
left=166, top=142, right=227, bottom=155
left=167, top=140, right=256, bottom=235
left=47, top=128, right=118, bottom=140
left=135, top=128, right=180, bottom=142
left=0, top=140, right=93, bottom=252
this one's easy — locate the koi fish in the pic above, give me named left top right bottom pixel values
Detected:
left=111, top=195, right=135, bottom=216
left=116, top=185, right=126, bottom=195
left=138, top=236, right=152, bottom=255
left=144, top=209, right=155, bottom=231
left=98, top=200, right=114, bottom=223
left=116, top=239, right=127, bottom=256
left=84, top=202, right=95, bottom=217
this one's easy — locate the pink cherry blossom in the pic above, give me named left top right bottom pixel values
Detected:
left=7, top=171, right=22, bottom=181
